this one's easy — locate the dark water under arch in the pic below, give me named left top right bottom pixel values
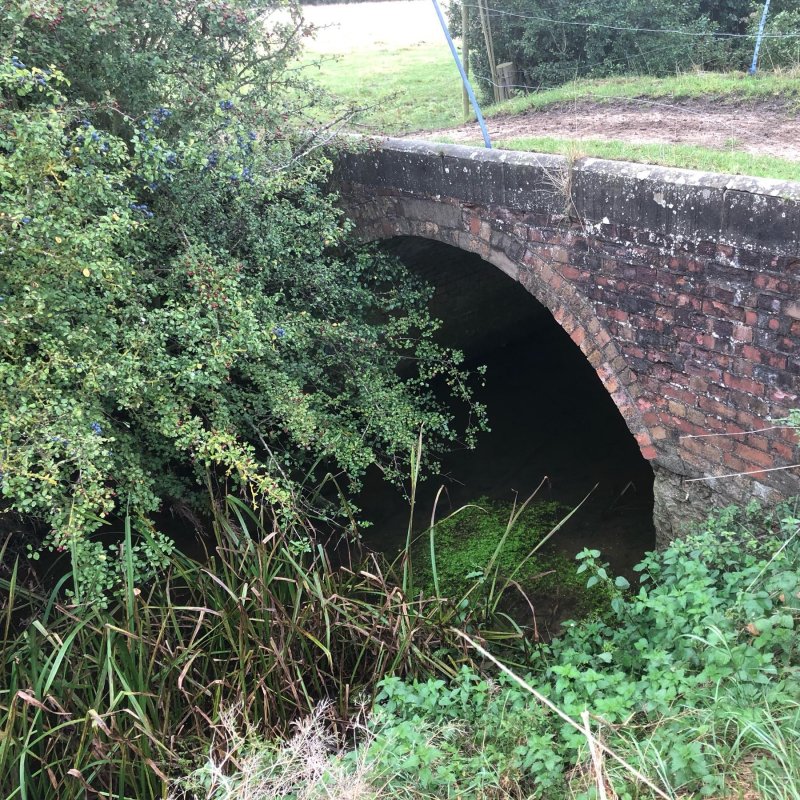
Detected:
left=356, top=236, right=655, bottom=579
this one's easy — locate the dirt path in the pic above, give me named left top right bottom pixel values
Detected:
left=422, top=97, right=800, bottom=162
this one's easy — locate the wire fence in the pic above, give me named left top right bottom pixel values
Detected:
left=463, top=2, right=800, bottom=40
left=470, top=39, right=719, bottom=92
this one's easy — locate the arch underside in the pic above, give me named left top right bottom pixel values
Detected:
left=352, top=194, right=658, bottom=463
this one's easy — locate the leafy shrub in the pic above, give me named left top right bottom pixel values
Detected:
left=361, top=668, right=564, bottom=797
left=353, top=500, right=800, bottom=798
left=0, top=61, right=179, bottom=594
left=0, top=0, right=322, bottom=130
left=1, top=0, right=486, bottom=596
left=450, top=0, right=758, bottom=102
left=757, top=8, right=800, bottom=69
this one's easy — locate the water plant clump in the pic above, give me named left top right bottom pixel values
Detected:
left=413, top=496, right=611, bottom=624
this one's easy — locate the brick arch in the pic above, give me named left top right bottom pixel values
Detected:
left=335, top=140, right=800, bottom=542
left=350, top=193, right=657, bottom=463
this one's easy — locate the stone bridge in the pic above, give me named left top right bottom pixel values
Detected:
left=333, top=138, right=800, bottom=541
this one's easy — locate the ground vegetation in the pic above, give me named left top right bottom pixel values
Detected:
left=176, top=501, right=800, bottom=799
left=1, top=1, right=799, bottom=798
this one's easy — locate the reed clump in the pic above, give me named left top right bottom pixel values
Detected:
left=0, top=493, right=536, bottom=799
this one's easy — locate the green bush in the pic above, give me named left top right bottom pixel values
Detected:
left=0, top=0, right=486, bottom=597
left=357, top=500, right=800, bottom=798
left=450, top=0, right=760, bottom=102
left=757, top=9, right=800, bottom=69
left=361, top=668, right=564, bottom=797
left=0, top=0, right=323, bottom=132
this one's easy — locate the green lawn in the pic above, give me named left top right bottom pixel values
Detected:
left=300, top=44, right=467, bottom=134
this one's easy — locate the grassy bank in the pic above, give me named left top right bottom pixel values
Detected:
left=177, top=501, right=800, bottom=799
left=495, top=68, right=800, bottom=115
left=4, top=494, right=799, bottom=798
left=492, top=136, right=800, bottom=182
left=304, top=43, right=800, bottom=137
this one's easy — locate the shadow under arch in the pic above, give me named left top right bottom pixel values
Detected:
left=356, top=233, right=656, bottom=575
left=352, top=198, right=657, bottom=464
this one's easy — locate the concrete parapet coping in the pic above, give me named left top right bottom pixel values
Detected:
left=350, top=136, right=800, bottom=199
left=334, top=136, right=800, bottom=256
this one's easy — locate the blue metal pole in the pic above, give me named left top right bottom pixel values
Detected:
left=430, top=0, right=492, bottom=148
left=749, top=0, right=771, bottom=76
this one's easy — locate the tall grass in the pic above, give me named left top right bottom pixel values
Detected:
left=0, top=504, right=406, bottom=796
left=0, top=482, right=553, bottom=798
left=4, top=491, right=799, bottom=798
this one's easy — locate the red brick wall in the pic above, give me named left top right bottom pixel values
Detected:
left=338, top=168, right=800, bottom=516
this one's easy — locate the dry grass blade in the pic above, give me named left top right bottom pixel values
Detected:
left=583, top=709, right=613, bottom=800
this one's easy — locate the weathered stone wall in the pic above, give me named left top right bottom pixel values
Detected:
left=334, top=138, right=800, bottom=541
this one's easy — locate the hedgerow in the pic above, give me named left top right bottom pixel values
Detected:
left=450, top=0, right=799, bottom=102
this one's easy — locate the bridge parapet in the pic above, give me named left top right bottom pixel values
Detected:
left=334, top=138, right=800, bottom=541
